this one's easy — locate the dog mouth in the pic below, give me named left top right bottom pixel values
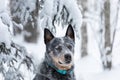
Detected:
left=55, top=60, right=73, bottom=70
left=50, top=52, right=74, bottom=70
left=58, top=59, right=71, bottom=64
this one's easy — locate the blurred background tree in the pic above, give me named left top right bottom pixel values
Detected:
left=10, top=0, right=40, bottom=43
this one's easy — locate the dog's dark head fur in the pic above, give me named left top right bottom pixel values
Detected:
left=44, top=25, right=75, bottom=71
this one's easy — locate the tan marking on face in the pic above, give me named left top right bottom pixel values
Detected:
left=49, top=51, right=74, bottom=70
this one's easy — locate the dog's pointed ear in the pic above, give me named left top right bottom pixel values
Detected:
left=65, top=25, right=75, bottom=41
left=44, top=28, right=54, bottom=44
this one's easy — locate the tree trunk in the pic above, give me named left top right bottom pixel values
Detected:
left=24, top=0, right=40, bottom=43
left=10, top=0, right=40, bottom=43
left=77, top=0, right=88, bottom=57
left=103, top=0, right=112, bottom=70
left=81, top=23, right=88, bottom=57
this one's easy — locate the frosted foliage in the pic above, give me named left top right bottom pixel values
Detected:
left=0, top=0, right=35, bottom=80
left=0, top=42, right=34, bottom=80
left=0, top=0, right=13, bottom=48
left=40, top=0, right=82, bottom=37
left=0, top=18, right=11, bottom=48
left=10, top=0, right=36, bottom=25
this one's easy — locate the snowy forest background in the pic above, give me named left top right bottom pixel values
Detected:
left=0, top=0, right=120, bottom=80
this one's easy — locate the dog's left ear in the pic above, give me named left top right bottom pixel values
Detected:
left=65, top=25, right=75, bottom=41
left=44, top=28, right=54, bottom=44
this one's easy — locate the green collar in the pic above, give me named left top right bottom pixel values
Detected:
left=57, top=69, right=73, bottom=75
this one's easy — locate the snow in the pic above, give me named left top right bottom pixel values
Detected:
left=0, top=0, right=12, bottom=48
left=40, top=0, right=82, bottom=37
left=12, top=30, right=45, bottom=67
left=0, top=0, right=8, bottom=12
left=0, top=18, right=11, bottom=48
left=85, top=66, right=120, bottom=80
left=0, top=0, right=120, bottom=80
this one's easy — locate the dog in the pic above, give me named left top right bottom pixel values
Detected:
left=33, top=25, right=75, bottom=80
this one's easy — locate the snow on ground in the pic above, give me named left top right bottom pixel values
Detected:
left=85, top=66, right=120, bottom=80
left=75, top=55, right=120, bottom=80
left=75, top=55, right=102, bottom=80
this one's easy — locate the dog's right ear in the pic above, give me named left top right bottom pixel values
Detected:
left=44, top=28, right=54, bottom=44
left=65, top=24, right=75, bottom=41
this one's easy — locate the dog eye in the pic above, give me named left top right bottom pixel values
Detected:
left=55, top=46, right=62, bottom=52
left=67, top=45, right=72, bottom=50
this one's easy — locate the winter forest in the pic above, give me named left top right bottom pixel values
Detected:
left=0, top=0, right=120, bottom=80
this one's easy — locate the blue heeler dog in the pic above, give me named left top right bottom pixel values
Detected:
left=33, top=25, right=75, bottom=80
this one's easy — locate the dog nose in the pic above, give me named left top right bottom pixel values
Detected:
left=64, top=54, right=72, bottom=64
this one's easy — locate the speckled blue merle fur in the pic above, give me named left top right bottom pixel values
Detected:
left=33, top=25, right=76, bottom=80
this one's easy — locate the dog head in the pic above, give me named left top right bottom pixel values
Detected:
left=44, top=25, right=75, bottom=70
